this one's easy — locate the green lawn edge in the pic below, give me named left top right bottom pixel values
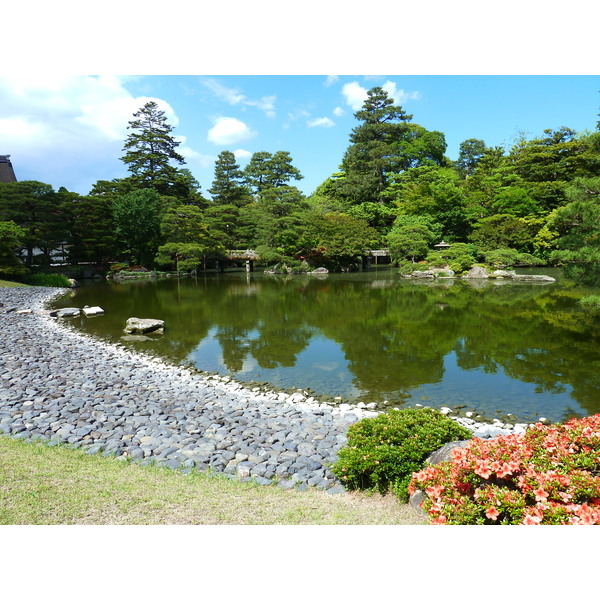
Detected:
left=0, top=435, right=425, bottom=525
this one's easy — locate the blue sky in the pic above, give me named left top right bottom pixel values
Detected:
left=1, top=74, right=598, bottom=199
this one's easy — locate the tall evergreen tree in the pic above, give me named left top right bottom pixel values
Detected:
left=243, top=151, right=303, bottom=198
left=456, top=139, right=487, bottom=178
left=337, top=87, right=446, bottom=206
left=267, top=151, right=303, bottom=187
left=243, top=151, right=273, bottom=198
left=120, top=101, right=187, bottom=197
left=208, top=151, right=251, bottom=207
left=340, top=87, right=413, bottom=201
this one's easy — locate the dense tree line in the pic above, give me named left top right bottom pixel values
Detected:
left=1, top=90, right=599, bottom=282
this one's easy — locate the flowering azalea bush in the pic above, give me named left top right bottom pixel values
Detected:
left=332, top=408, right=472, bottom=501
left=409, top=414, right=600, bottom=525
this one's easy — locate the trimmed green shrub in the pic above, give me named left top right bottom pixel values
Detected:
left=24, top=273, right=72, bottom=287
left=332, top=408, right=472, bottom=501
left=397, top=261, right=417, bottom=275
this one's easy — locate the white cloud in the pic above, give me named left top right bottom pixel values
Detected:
left=307, top=117, right=335, bottom=128
left=233, top=149, right=252, bottom=161
left=202, top=79, right=246, bottom=105
left=324, top=75, right=339, bottom=87
left=177, top=140, right=215, bottom=169
left=341, top=81, right=368, bottom=111
left=0, top=75, right=212, bottom=194
left=207, top=117, right=256, bottom=145
left=333, top=106, right=345, bottom=117
left=203, top=78, right=276, bottom=117
left=341, top=80, right=420, bottom=111
left=381, top=81, right=421, bottom=104
left=0, top=75, right=186, bottom=192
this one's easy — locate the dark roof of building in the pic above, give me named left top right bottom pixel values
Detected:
left=0, top=155, right=17, bottom=183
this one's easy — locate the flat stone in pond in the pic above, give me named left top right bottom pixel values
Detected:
left=123, top=317, right=165, bottom=334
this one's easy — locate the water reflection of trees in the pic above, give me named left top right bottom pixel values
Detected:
left=61, top=274, right=600, bottom=413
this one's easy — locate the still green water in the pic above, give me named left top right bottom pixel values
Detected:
left=51, top=268, right=600, bottom=423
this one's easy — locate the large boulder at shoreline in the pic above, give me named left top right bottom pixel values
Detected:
left=411, top=270, right=435, bottom=278
left=463, top=265, right=489, bottom=279
left=409, top=439, right=472, bottom=517
left=124, top=317, right=165, bottom=334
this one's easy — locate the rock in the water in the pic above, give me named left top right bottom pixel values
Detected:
left=124, top=317, right=165, bottom=334
left=121, top=334, right=154, bottom=342
left=463, top=265, right=489, bottom=279
left=512, top=274, right=555, bottom=282
left=56, top=307, right=81, bottom=318
left=83, top=306, right=104, bottom=317
left=493, top=270, right=516, bottom=278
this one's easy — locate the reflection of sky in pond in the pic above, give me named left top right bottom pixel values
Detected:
left=407, top=351, right=582, bottom=422
left=188, top=329, right=359, bottom=396
left=188, top=332, right=584, bottom=422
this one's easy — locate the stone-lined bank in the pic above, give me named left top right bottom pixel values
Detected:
left=0, top=286, right=530, bottom=494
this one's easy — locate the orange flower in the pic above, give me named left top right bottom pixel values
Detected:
left=486, top=506, right=500, bottom=521
left=522, top=514, right=543, bottom=525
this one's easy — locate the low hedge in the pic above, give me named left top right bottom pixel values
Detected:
left=332, top=408, right=472, bottom=501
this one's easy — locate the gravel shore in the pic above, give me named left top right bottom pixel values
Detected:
left=0, top=286, right=525, bottom=494
left=0, top=286, right=366, bottom=493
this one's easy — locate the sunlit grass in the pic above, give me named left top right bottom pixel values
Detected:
left=0, top=279, right=27, bottom=287
left=0, top=436, right=425, bottom=525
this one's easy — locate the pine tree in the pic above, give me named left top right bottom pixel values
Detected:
left=208, top=151, right=251, bottom=207
left=121, top=101, right=186, bottom=196
left=341, top=87, right=413, bottom=192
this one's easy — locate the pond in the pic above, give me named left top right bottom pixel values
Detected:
left=50, top=268, right=600, bottom=423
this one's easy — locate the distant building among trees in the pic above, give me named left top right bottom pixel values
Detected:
left=0, top=155, right=17, bottom=183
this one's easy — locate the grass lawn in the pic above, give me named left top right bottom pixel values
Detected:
left=0, top=436, right=426, bottom=525
left=0, top=279, right=27, bottom=287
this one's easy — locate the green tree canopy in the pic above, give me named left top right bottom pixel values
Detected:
left=243, top=151, right=303, bottom=199
left=386, top=222, right=435, bottom=263
left=0, top=180, right=68, bottom=268
left=551, top=176, right=600, bottom=285
left=0, top=220, right=27, bottom=276
left=208, top=151, right=252, bottom=207
left=112, top=188, right=164, bottom=266
left=385, top=167, right=470, bottom=241
left=299, top=213, right=381, bottom=270
left=456, top=138, right=487, bottom=178
left=156, top=205, right=222, bottom=271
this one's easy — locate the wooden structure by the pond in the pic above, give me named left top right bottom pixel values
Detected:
left=228, top=249, right=260, bottom=272
left=368, top=248, right=390, bottom=265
